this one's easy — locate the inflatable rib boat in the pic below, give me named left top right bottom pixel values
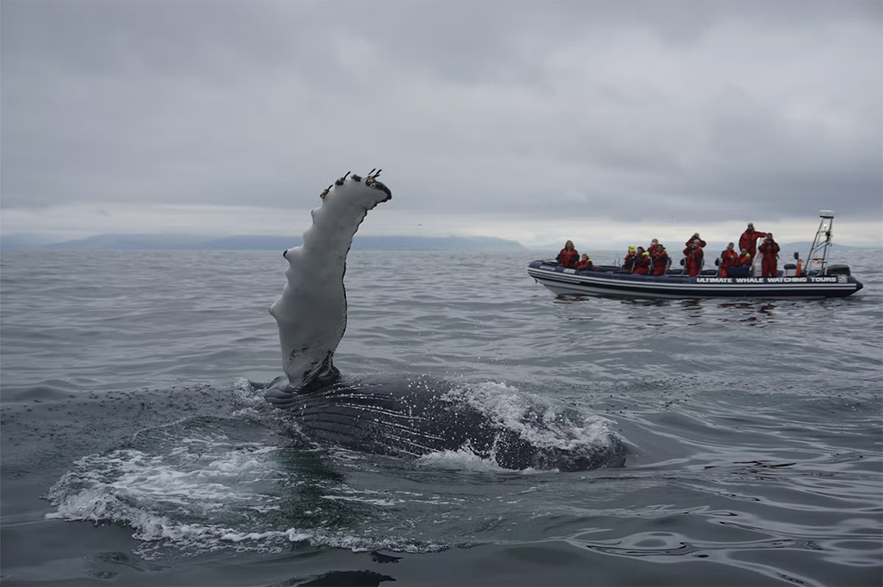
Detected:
left=528, top=211, right=864, bottom=300
left=527, top=262, right=862, bottom=299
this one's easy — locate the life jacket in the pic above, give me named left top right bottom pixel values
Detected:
left=683, top=246, right=703, bottom=261
left=622, top=252, right=636, bottom=270
left=633, top=253, right=651, bottom=274
left=576, top=258, right=594, bottom=271
left=558, top=248, right=579, bottom=268
left=652, top=252, right=669, bottom=276
left=738, top=253, right=752, bottom=266
left=720, top=249, right=738, bottom=269
left=759, top=241, right=780, bottom=258
left=739, top=230, right=766, bottom=254
left=648, top=244, right=660, bottom=258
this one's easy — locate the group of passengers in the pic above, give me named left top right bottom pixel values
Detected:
left=622, top=239, right=671, bottom=276
left=557, top=223, right=782, bottom=279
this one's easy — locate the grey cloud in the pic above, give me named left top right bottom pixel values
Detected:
left=2, top=0, right=880, bottom=233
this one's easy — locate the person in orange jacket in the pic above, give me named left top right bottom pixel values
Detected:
left=683, top=239, right=704, bottom=277
left=719, top=242, right=739, bottom=277
left=632, top=248, right=651, bottom=275
left=739, top=223, right=767, bottom=260
left=651, top=245, right=670, bottom=276
left=557, top=240, right=579, bottom=268
left=759, top=233, right=780, bottom=278
left=576, top=254, right=594, bottom=271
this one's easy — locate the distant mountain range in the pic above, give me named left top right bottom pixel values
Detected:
left=777, top=241, right=879, bottom=252
left=534, top=241, right=879, bottom=254
left=0, top=233, right=527, bottom=252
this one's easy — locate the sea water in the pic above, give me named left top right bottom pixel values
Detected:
left=1, top=249, right=881, bottom=586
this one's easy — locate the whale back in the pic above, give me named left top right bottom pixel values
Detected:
left=272, top=376, right=627, bottom=472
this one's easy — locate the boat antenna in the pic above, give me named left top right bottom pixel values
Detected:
left=805, top=210, right=834, bottom=276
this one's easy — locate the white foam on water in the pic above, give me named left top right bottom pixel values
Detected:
left=44, top=421, right=449, bottom=557
left=444, top=380, right=615, bottom=452
left=46, top=441, right=284, bottom=527
left=230, top=377, right=276, bottom=419
left=416, top=448, right=511, bottom=472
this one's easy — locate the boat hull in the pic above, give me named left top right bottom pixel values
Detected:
left=527, top=261, right=863, bottom=300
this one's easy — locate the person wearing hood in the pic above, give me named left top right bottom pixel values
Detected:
left=759, top=232, right=781, bottom=278
left=648, top=238, right=661, bottom=259
left=683, top=238, right=705, bottom=277
left=651, top=244, right=670, bottom=276
left=739, top=223, right=767, bottom=260
left=632, top=247, right=651, bottom=275
left=720, top=242, right=739, bottom=277
left=622, top=245, right=637, bottom=271
left=557, top=240, right=579, bottom=268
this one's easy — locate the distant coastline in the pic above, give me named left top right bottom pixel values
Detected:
left=534, top=240, right=880, bottom=254
left=2, top=233, right=879, bottom=252
left=0, top=233, right=528, bottom=252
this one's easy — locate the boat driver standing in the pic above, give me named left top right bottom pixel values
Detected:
left=739, top=223, right=767, bottom=262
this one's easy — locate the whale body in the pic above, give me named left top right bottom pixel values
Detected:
left=266, top=171, right=625, bottom=471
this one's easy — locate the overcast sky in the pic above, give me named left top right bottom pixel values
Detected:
left=2, top=0, right=881, bottom=247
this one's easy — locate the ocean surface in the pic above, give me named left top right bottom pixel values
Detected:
left=1, top=248, right=881, bottom=587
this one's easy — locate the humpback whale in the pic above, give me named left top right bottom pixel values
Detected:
left=266, top=171, right=625, bottom=471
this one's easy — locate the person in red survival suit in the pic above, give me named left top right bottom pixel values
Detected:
left=739, top=223, right=767, bottom=260
left=719, top=242, right=739, bottom=277
left=759, top=233, right=780, bottom=277
left=576, top=254, right=594, bottom=271
left=683, top=239, right=704, bottom=277
left=738, top=248, right=752, bottom=266
left=651, top=245, right=670, bottom=276
left=632, top=248, right=651, bottom=275
left=557, top=240, right=580, bottom=268
left=647, top=238, right=660, bottom=258
left=622, top=245, right=637, bottom=271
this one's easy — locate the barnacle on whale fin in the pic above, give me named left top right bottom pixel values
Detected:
left=321, top=170, right=385, bottom=199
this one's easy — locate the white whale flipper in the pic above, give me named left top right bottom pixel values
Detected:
left=268, top=171, right=391, bottom=397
